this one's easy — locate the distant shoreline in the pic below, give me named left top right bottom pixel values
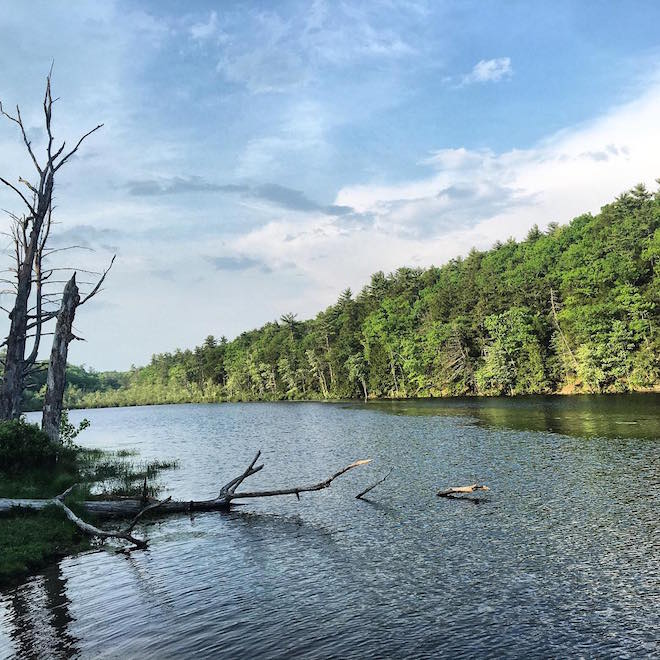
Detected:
left=22, top=386, right=660, bottom=414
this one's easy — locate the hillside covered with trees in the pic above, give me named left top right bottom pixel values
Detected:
left=29, top=184, right=660, bottom=408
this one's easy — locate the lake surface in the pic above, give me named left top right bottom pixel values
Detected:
left=2, top=394, right=659, bottom=659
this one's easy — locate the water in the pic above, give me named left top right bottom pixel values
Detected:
left=2, top=394, right=659, bottom=659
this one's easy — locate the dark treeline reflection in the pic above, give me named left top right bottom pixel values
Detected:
left=4, top=564, right=79, bottom=658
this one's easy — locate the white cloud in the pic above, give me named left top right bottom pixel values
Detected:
left=229, top=77, right=660, bottom=312
left=190, top=11, right=220, bottom=41
left=207, top=2, right=419, bottom=94
left=237, top=100, right=329, bottom=177
left=462, top=57, right=512, bottom=84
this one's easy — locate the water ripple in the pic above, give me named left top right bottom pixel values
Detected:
left=2, top=397, right=658, bottom=658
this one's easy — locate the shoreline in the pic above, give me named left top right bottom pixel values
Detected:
left=23, top=386, right=660, bottom=414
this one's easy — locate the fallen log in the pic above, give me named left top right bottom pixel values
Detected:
left=436, top=483, right=489, bottom=498
left=0, top=451, right=372, bottom=547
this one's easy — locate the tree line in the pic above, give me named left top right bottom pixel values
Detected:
left=38, top=181, right=659, bottom=408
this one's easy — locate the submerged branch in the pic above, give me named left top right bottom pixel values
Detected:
left=356, top=467, right=393, bottom=500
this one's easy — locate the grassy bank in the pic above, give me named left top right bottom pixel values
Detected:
left=0, top=507, right=90, bottom=588
left=0, top=420, right=177, bottom=587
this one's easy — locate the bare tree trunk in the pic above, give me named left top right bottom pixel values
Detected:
left=0, top=178, right=53, bottom=419
left=319, top=369, right=328, bottom=398
left=42, top=275, right=79, bottom=441
left=324, top=332, right=335, bottom=390
left=550, top=288, right=579, bottom=372
left=390, top=351, right=399, bottom=396
left=0, top=263, right=33, bottom=420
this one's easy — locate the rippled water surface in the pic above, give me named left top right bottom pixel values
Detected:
left=2, top=394, right=659, bottom=658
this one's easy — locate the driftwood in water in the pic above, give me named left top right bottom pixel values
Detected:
left=0, top=451, right=372, bottom=547
left=356, top=468, right=393, bottom=500
left=437, top=483, right=489, bottom=498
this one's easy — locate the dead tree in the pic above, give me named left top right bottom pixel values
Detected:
left=0, top=71, right=102, bottom=419
left=41, top=275, right=79, bottom=440
left=0, top=452, right=372, bottom=547
left=41, top=258, right=114, bottom=441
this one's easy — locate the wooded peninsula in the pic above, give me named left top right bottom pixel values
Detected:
left=23, top=183, right=660, bottom=409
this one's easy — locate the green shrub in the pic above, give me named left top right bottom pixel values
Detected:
left=0, top=419, right=72, bottom=471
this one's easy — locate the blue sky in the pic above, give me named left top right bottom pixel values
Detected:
left=1, top=0, right=660, bottom=369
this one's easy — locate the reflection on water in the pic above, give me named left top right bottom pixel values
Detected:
left=2, top=564, right=80, bottom=658
left=1, top=394, right=658, bottom=658
left=361, top=392, right=660, bottom=440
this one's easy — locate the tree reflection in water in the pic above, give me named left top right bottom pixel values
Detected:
left=7, top=563, right=79, bottom=658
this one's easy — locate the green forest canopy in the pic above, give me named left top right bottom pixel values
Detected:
left=27, top=183, right=660, bottom=408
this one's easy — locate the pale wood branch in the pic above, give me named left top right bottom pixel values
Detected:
left=436, top=483, right=489, bottom=497
left=230, top=458, right=372, bottom=500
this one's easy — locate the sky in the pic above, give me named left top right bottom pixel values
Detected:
left=1, top=0, right=660, bottom=370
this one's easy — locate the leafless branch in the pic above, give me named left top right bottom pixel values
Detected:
left=80, top=255, right=115, bottom=306
left=229, top=457, right=373, bottom=500
left=356, top=467, right=393, bottom=500
left=43, top=245, right=94, bottom=256
left=0, top=176, right=35, bottom=213
left=54, top=124, right=104, bottom=172
left=0, top=101, right=42, bottom=174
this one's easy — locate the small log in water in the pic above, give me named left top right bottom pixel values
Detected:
left=436, top=483, right=489, bottom=497
left=0, top=452, right=372, bottom=547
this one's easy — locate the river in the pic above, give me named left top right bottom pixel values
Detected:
left=2, top=394, right=659, bottom=658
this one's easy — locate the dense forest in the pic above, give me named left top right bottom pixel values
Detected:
left=24, top=184, right=660, bottom=408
